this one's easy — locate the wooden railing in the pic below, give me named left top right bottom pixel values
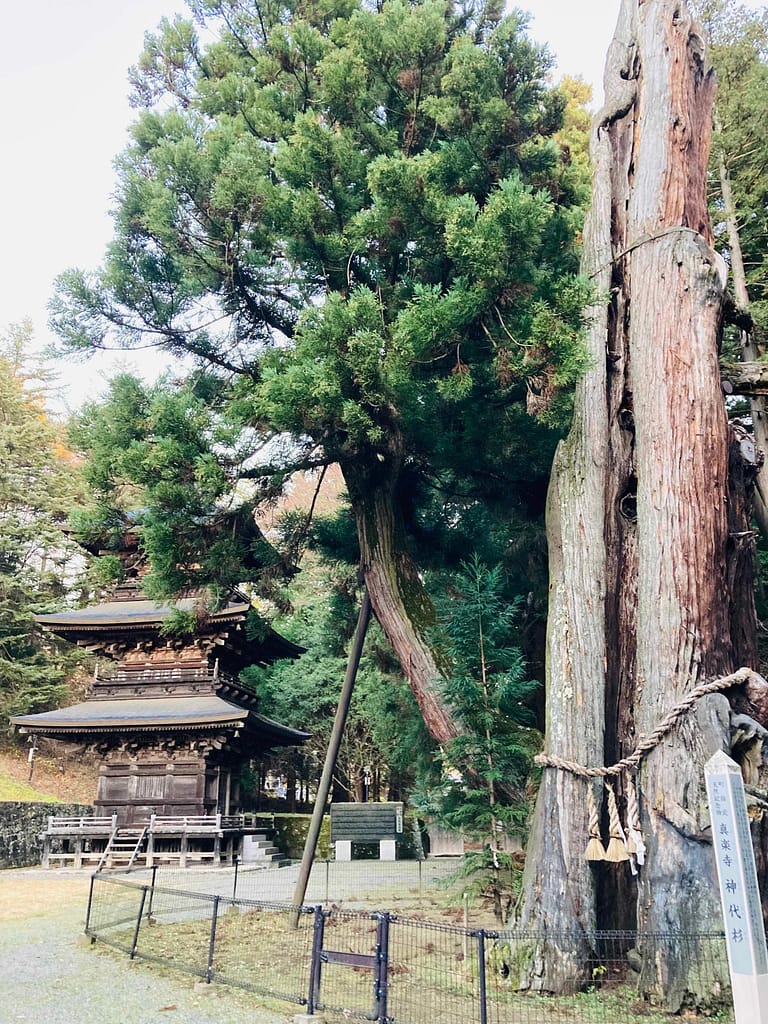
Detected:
left=148, top=813, right=244, bottom=832
left=41, top=812, right=246, bottom=868
left=45, top=814, right=117, bottom=834
left=96, top=665, right=241, bottom=685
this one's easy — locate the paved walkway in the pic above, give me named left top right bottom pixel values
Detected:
left=1, top=869, right=289, bottom=1024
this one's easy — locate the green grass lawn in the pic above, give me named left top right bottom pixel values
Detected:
left=0, top=775, right=60, bottom=802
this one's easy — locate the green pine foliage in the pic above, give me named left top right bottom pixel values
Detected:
left=702, top=0, right=768, bottom=332
left=407, top=555, right=541, bottom=920
left=51, top=0, right=591, bottom=601
left=417, top=556, right=541, bottom=839
left=0, top=326, right=85, bottom=721
left=68, top=372, right=290, bottom=600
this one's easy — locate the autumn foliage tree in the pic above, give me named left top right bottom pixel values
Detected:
left=0, top=324, right=84, bottom=722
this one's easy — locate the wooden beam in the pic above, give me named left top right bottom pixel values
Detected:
left=722, top=361, right=768, bottom=395
left=720, top=364, right=768, bottom=395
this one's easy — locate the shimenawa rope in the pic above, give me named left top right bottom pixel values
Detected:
left=533, top=667, right=755, bottom=866
left=534, top=666, right=753, bottom=778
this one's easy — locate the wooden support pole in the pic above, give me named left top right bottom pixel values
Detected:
left=291, top=590, right=372, bottom=922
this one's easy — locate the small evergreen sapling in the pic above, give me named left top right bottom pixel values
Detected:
left=420, top=556, right=541, bottom=921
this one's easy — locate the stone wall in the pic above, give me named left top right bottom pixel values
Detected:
left=0, top=803, right=92, bottom=868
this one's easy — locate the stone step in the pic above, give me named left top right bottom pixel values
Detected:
left=250, top=843, right=280, bottom=856
left=241, top=833, right=289, bottom=865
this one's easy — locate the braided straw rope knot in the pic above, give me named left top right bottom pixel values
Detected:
left=534, top=666, right=756, bottom=778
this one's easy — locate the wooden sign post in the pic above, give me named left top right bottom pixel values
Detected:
left=705, top=750, right=768, bottom=1023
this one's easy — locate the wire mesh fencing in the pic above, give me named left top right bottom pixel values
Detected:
left=209, top=898, right=315, bottom=1002
left=117, top=857, right=460, bottom=905
left=86, top=873, right=147, bottom=955
left=85, top=871, right=738, bottom=1024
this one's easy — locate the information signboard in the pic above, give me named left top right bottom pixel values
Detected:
left=705, top=750, right=768, bottom=1023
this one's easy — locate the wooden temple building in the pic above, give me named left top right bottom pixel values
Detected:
left=11, top=538, right=308, bottom=867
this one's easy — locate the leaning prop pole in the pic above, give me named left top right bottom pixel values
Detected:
left=291, top=589, right=372, bottom=922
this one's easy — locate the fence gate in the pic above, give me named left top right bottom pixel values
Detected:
left=308, top=908, right=390, bottom=1022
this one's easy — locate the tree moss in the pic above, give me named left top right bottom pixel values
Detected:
left=260, top=813, right=332, bottom=860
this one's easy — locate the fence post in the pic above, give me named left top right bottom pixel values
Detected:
left=206, top=896, right=220, bottom=983
left=307, top=906, right=326, bottom=1015
left=477, top=930, right=488, bottom=1024
left=85, top=873, right=96, bottom=935
left=232, top=854, right=239, bottom=900
left=130, top=887, right=148, bottom=960
left=325, top=859, right=330, bottom=905
left=374, top=912, right=391, bottom=1024
left=146, top=864, right=158, bottom=922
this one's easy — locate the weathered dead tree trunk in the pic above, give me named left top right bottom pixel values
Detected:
left=516, top=0, right=750, bottom=1007
left=510, top=39, right=613, bottom=990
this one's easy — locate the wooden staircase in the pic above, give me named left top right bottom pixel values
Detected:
left=97, top=825, right=148, bottom=870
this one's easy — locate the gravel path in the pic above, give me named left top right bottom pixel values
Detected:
left=1, top=869, right=291, bottom=1024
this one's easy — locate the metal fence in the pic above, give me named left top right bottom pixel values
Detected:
left=85, top=869, right=736, bottom=1024
left=113, top=857, right=463, bottom=910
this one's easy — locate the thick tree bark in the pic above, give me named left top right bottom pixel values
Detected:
left=342, top=452, right=459, bottom=747
left=512, top=90, right=613, bottom=991
left=726, top=424, right=760, bottom=672
left=516, top=0, right=749, bottom=1007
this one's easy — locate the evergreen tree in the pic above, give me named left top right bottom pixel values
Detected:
left=414, top=556, right=540, bottom=919
left=242, top=553, right=431, bottom=804
left=52, top=0, right=590, bottom=744
left=699, top=1, right=768, bottom=543
left=0, top=324, right=84, bottom=721
left=702, top=0, right=768, bottom=331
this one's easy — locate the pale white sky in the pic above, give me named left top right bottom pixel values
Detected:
left=0, top=1, right=747, bottom=412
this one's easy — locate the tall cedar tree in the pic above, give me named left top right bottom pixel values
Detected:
left=514, top=0, right=764, bottom=1009
left=699, top=2, right=768, bottom=551
left=52, top=0, right=589, bottom=743
left=414, top=556, right=540, bottom=920
left=702, top=0, right=768, bottom=333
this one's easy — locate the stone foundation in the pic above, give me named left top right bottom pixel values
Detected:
left=0, top=802, right=92, bottom=868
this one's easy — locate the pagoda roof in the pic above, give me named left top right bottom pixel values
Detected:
left=36, top=593, right=304, bottom=664
left=36, top=597, right=250, bottom=629
left=11, top=696, right=309, bottom=746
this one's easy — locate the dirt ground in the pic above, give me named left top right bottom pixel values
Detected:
left=0, top=741, right=98, bottom=803
left=0, top=869, right=291, bottom=1024
left=0, top=870, right=91, bottom=920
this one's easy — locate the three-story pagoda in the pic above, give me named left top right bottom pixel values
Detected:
left=12, top=534, right=307, bottom=827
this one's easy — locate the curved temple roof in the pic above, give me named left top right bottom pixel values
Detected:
left=36, top=596, right=304, bottom=664
left=36, top=598, right=249, bottom=628
left=11, top=696, right=309, bottom=745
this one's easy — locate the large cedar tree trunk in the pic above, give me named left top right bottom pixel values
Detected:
left=342, top=449, right=459, bottom=746
left=516, top=0, right=750, bottom=1006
